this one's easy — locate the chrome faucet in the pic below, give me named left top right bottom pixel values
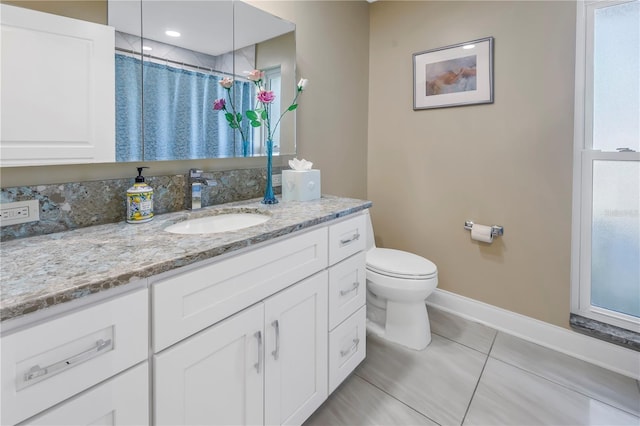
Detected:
left=188, top=169, right=217, bottom=210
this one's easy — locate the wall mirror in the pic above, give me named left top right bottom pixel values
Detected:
left=108, top=0, right=296, bottom=162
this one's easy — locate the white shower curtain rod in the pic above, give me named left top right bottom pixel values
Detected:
left=115, top=47, right=238, bottom=79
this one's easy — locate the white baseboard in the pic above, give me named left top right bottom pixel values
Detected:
left=426, top=289, right=640, bottom=380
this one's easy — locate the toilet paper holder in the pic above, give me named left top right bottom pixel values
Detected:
left=464, top=221, right=504, bottom=237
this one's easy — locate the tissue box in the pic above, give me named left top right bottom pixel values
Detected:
left=282, top=169, right=321, bottom=201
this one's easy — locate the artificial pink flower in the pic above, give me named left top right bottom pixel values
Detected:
left=257, top=90, right=276, bottom=104
left=219, top=77, right=233, bottom=89
left=212, top=98, right=226, bottom=110
left=247, top=69, right=264, bottom=82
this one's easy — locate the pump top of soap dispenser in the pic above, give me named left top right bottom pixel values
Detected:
left=135, top=166, right=149, bottom=183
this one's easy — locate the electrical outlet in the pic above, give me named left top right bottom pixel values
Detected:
left=0, top=200, right=40, bottom=226
left=272, top=174, right=282, bottom=187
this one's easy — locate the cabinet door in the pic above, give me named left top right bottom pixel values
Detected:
left=21, top=362, right=149, bottom=426
left=264, top=272, right=328, bottom=426
left=154, top=303, right=264, bottom=426
left=0, top=4, right=115, bottom=166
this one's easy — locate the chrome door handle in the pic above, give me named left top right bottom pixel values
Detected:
left=271, top=320, right=280, bottom=361
left=254, top=331, right=262, bottom=374
left=340, top=282, right=360, bottom=296
left=340, top=338, right=360, bottom=357
left=24, top=338, right=112, bottom=384
left=340, top=232, right=360, bottom=246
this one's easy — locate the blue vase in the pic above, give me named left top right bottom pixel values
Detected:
left=262, top=139, right=278, bottom=204
left=242, top=139, right=250, bottom=157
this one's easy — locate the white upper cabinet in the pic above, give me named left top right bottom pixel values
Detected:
left=0, top=4, right=115, bottom=166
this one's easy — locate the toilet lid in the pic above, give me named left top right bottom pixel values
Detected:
left=367, top=248, right=437, bottom=279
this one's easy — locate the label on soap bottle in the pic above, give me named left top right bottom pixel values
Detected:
left=127, top=184, right=154, bottom=223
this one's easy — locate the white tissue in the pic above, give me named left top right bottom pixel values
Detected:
left=471, top=224, right=493, bottom=243
left=288, top=158, right=313, bottom=171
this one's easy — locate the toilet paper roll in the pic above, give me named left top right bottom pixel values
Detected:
left=471, top=224, right=493, bottom=243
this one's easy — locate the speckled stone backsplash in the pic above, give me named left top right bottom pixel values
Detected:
left=0, top=166, right=282, bottom=241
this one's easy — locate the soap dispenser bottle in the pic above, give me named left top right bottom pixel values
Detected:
left=127, top=167, right=154, bottom=223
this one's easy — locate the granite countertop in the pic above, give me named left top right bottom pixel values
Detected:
left=0, top=195, right=372, bottom=322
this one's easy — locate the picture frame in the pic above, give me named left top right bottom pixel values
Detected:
left=413, top=37, right=494, bottom=110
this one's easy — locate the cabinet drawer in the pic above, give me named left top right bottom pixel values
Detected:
left=152, top=228, right=328, bottom=352
left=328, top=306, right=366, bottom=394
left=1, top=289, right=148, bottom=426
left=328, top=252, right=366, bottom=330
left=21, top=362, right=149, bottom=426
left=328, top=214, right=366, bottom=265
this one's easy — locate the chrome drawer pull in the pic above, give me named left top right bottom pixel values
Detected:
left=340, top=338, right=360, bottom=357
left=339, top=232, right=360, bottom=246
left=24, top=338, right=112, bottom=383
left=254, top=331, right=262, bottom=374
left=271, top=320, right=280, bottom=361
left=339, top=282, right=360, bottom=296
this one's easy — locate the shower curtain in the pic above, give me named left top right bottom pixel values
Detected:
left=115, top=54, right=254, bottom=162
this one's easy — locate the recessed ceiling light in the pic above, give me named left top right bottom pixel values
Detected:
left=462, top=44, right=475, bottom=50
left=143, top=46, right=152, bottom=51
left=165, top=30, right=181, bottom=37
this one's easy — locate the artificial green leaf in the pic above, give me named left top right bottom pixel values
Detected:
left=246, top=110, right=258, bottom=120
left=230, top=123, right=239, bottom=129
left=261, top=110, right=268, bottom=120
left=236, top=113, right=242, bottom=122
left=250, top=120, right=262, bottom=127
left=225, top=113, right=234, bottom=122
left=288, top=104, right=298, bottom=111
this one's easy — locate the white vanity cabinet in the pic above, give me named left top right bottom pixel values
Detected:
left=151, top=211, right=368, bottom=425
left=0, top=4, right=115, bottom=166
left=0, top=208, right=370, bottom=426
left=1, top=289, right=149, bottom=426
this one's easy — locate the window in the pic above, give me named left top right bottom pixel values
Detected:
left=571, top=0, right=640, bottom=331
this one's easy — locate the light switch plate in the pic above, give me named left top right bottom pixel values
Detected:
left=0, top=200, right=40, bottom=226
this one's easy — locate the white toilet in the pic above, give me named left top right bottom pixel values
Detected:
left=364, top=210, right=438, bottom=350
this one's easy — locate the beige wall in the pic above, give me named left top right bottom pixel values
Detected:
left=1, top=1, right=370, bottom=201
left=368, top=0, right=576, bottom=328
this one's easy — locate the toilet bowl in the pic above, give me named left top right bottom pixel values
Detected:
left=364, top=210, right=438, bottom=350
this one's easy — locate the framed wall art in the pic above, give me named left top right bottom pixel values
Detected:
left=413, top=37, right=494, bottom=110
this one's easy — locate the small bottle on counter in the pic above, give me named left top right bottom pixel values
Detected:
left=127, top=167, right=154, bottom=223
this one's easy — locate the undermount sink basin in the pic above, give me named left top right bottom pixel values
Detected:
left=165, top=212, right=270, bottom=235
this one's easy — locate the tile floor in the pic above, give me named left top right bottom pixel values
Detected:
left=305, top=307, right=640, bottom=426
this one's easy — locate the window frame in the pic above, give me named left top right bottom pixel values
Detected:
left=571, top=0, right=640, bottom=332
